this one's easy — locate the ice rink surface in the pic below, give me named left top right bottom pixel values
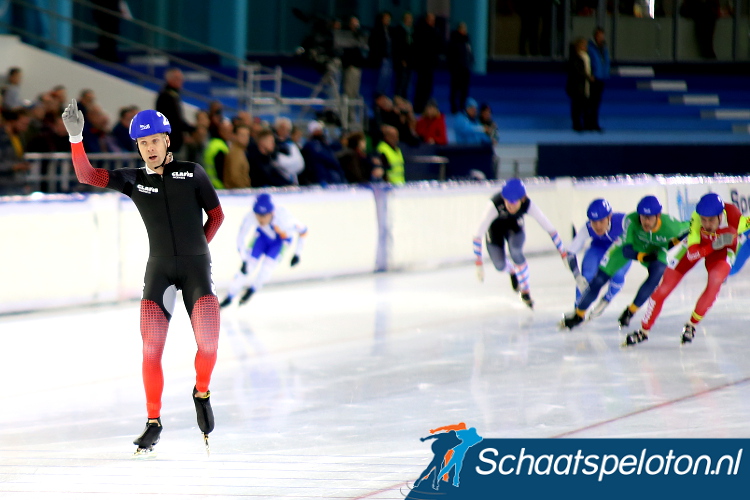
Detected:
left=2, top=254, right=750, bottom=499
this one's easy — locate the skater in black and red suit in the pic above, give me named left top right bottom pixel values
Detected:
left=62, top=99, right=224, bottom=455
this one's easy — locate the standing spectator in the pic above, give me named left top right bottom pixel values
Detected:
left=48, top=85, right=67, bottom=112
left=376, top=125, right=405, bottom=185
left=454, top=98, right=491, bottom=145
left=273, top=117, right=305, bottom=184
left=301, top=120, right=346, bottom=186
left=415, top=99, right=447, bottom=145
left=479, top=103, right=499, bottom=143
left=586, top=27, right=610, bottom=132
left=337, top=132, right=383, bottom=183
left=412, top=13, right=442, bottom=114
left=203, top=119, right=232, bottom=189
left=82, top=105, right=116, bottom=153
left=368, top=11, right=394, bottom=96
left=565, top=38, right=593, bottom=132
left=156, top=68, right=194, bottom=157
left=91, top=0, right=131, bottom=62
left=392, top=12, right=415, bottom=99
left=392, top=95, right=420, bottom=146
left=2, top=68, right=23, bottom=111
left=447, top=22, right=474, bottom=114
left=248, top=128, right=290, bottom=187
left=338, top=16, right=369, bottom=101
left=77, top=89, right=97, bottom=119
left=223, top=124, right=251, bottom=189
left=110, top=105, right=138, bottom=152
left=516, top=0, right=544, bottom=56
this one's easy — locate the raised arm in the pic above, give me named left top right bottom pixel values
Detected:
left=63, top=99, right=110, bottom=188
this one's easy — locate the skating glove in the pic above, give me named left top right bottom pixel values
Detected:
left=713, top=231, right=735, bottom=250
left=475, top=262, right=485, bottom=283
left=61, top=99, right=84, bottom=142
left=574, top=273, right=589, bottom=294
left=290, top=255, right=300, bottom=267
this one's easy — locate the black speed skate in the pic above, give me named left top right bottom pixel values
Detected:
left=520, top=291, right=534, bottom=310
left=622, top=329, right=649, bottom=347
left=219, top=296, right=233, bottom=308
left=510, top=273, right=519, bottom=292
left=133, top=418, right=162, bottom=458
left=238, top=287, right=255, bottom=306
left=559, top=311, right=584, bottom=330
left=681, top=323, right=696, bottom=344
left=193, top=387, right=214, bottom=456
left=618, top=308, right=635, bottom=329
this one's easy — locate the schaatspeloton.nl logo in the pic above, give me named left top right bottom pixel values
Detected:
left=404, top=424, right=748, bottom=500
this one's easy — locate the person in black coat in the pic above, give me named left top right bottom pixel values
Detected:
left=155, top=68, right=194, bottom=156
left=565, top=38, right=593, bottom=132
left=447, top=22, right=473, bottom=115
left=391, top=12, right=415, bottom=99
left=368, top=11, right=394, bottom=96
left=412, top=13, right=443, bottom=114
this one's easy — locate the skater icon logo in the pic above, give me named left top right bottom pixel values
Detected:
left=407, top=423, right=484, bottom=499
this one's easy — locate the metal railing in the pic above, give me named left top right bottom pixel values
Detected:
left=22, top=152, right=141, bottom=193
left=4, top=0, right=365, bottom=128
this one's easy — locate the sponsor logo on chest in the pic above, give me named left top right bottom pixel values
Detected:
left=137, top=184, right=159, bottom=194
left=172, top=171, right=194, bottom=179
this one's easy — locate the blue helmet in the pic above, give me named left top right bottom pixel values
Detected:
left=129, top=110, right=171, bottom=140
left=587, top=198, right=612, bottom=221
left=637, top=195, right=662, bottom=216
left=501, top=178, right=526, bottom=203
left=253, top=193, right=274, bottom=215
left=696, top=193, right=724, bottom=217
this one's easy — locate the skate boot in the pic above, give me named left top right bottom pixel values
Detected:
left=520, top=291, right=534, bottom=309
left=238, top=287, right=255, bottom=306
left=133, top=418, right=162, bottom=457
left=623, top=329, right=649, bottom=347
left=559, top=311, right=585, bottom=330
left=193, top=387, right=214, bottom=455
left=510, top=273, right=519, bottom=292
left=618, top=307, right=635, bottom=329
left=219, top=295, right=233, bottom=308
left=681, top=323, right=696, bottom=344
left=588, top=298, right=610, bottom=321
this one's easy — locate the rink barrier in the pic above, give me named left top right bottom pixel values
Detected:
left=1, top=176, right=749, bottom=314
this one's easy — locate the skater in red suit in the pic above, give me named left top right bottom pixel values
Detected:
left=626, top=193, right=750, bottom=346
left=63, top=100, right=224, bottom=455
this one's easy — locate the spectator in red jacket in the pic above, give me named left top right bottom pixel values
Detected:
left=415, top=99, right=447, bottom=145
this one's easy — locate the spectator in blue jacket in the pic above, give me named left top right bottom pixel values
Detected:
left=300, top=121, right=346, bottom=186
left=586, top=27, right=610, bottom=132
left=453, top=98, right=492, bottom=145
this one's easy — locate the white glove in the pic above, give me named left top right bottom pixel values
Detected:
left=712, top=232, right=735, bottom=250
left=61, top=99, right=84, bottom=141
left=475, top=263, right=485, bottom=283
left=575, top=274, right=589, bottom=294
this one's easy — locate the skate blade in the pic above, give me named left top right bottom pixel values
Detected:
left=132, top=447, right=157, bottom=459
left=203, top=433, right=210, bottom=457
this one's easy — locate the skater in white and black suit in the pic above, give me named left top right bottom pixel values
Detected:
left=473, top=178, right=567, bottom=309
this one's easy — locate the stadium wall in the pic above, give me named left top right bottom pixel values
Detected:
left=2, top=177, right=749, bottom=314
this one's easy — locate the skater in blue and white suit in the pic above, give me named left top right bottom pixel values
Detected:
left=220, top=193, right=307, bottom=307
left=566, top=198, right=631, bottom=320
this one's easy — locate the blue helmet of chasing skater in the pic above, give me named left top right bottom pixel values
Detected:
left=587, top=198, right=612, bottom=221
left=253, top=193, right=274, bottom=215
left=501, top=178, right=526, bottom=203
left=637, top=195, right=662, bottom=216
left=696, top=193, right=724, bottom=217
left=129, top=110, right=171, bottom=140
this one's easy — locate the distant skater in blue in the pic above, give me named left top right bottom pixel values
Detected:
left=433, top=427, right=483, bottom=490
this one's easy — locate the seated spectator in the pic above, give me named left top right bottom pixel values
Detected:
left=0, top=109, right=31, bottom=194
left=453, top=97, right=491, bottom=145
left=77, top=89, right=97, bottom=120
left=82, top=105, right=117, bottom=153
left=369, top=93, right=401, bottom=145
left=223, top=124, right=251, bottom=189
left=415, top=99, right=447, bottom=145
left=392, top=95, right=420, bottom=146
left=376, top=125, right=405, bottom=185
left=300, top=120, right=346, bottom=186
left=248, top=128, right=291, bottom=187
left=186, top=110, right=210, bottom=164
left=2, top=68, right=23, bottom=111
left=27, top=112, right=70, bottom=153
left=203, top=119, right=233, bottom=189
left=479, top=103, right=499, bottom=143
left=274, top=116, right=305, bottom=184
left=337, top=131, right=384, bottom=183
left=111, top=105, right=139, bottom=152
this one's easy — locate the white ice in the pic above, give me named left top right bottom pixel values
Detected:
left=1, top=254, right=750, bottom=499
